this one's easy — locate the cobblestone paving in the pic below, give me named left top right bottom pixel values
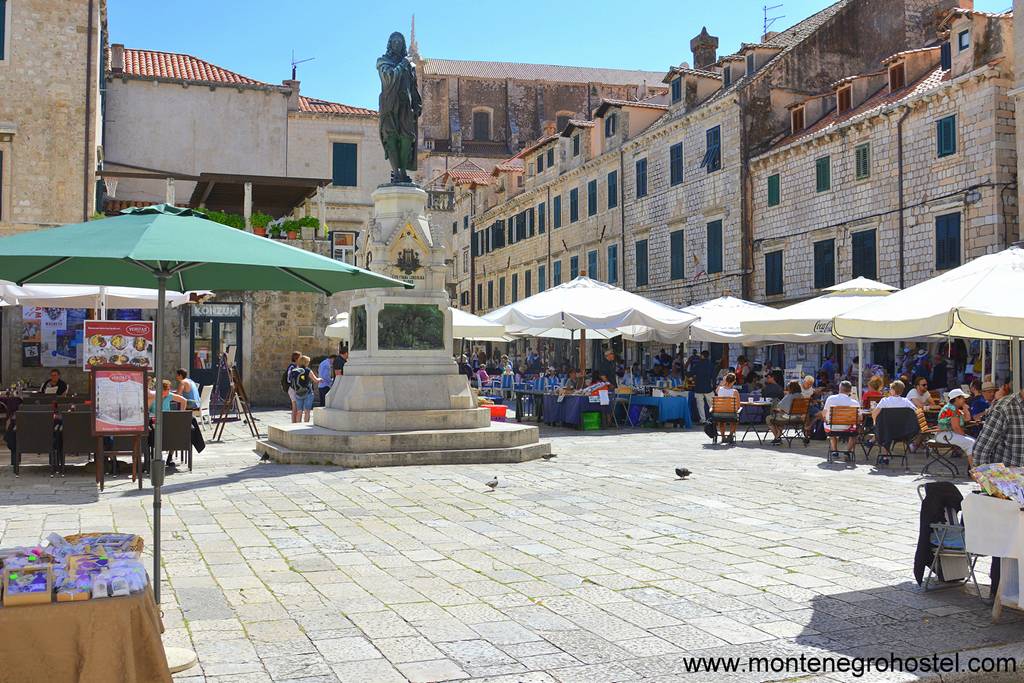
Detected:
left=1, top=411, right=1022, bottom=682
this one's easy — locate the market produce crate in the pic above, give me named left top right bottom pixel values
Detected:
left=581, top=411, right=601, bottom=431
left=488, top=404, right=507, bottom=422
left=2, top=565, right=53, bottom=607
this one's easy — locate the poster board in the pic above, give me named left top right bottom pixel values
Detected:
left=90, top=366, right=148, bottom=435
left=330, top=230, right=357, bottom=264
left=21, top=307, right=87, bottom=368
left=83, top=320, right=154, bottom=371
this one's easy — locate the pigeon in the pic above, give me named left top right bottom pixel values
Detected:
left=485, top=476, right=499, bottom=491
left=674, top=467, right=691, bottom=480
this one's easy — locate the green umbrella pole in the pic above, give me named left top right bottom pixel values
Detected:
left=153, top=273, right=166, bottom=604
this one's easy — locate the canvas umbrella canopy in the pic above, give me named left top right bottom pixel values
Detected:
left=834, top=247, right=1024, bottom=393
left=326, top=308, right=507, bottom=341
left=484, top=276, right=696, bottom=370
left=741, top=277, right=898, bottom=395
left=682, top=295, right=795, bottom=344
left=0, top=204, right=408, bottom=604
left=2, top=282, right=209, bottom=311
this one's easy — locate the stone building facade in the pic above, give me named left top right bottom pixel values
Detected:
left=443, top=0, right=965, bottom=337
left=415, top=51, right=667, bottom=185
left=749, top=8, right=1016, bottom=367
left=0, top=0, right=106, bottom=390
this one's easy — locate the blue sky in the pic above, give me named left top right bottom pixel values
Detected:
left=108, top=0, right=1011, bottom=110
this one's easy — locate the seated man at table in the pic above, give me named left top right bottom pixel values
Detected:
left=823, top=381, right=860, bottom=457
left=906, top=377, right=933, bottom=409
left=801, top=375, right=824, bottom=442
left=870, top=380, right=917, bottom=420
left=40, top=369, right=68, bottom=396
left=761, top=372, right=785, bottom=402
left=768, top=381, right=803, bottom=445
left=563, top=368, right=585, bottom=392
left=936, top=388, right=975, bottom=461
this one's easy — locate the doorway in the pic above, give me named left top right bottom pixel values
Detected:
left=189, top=303, right=243, bottom=396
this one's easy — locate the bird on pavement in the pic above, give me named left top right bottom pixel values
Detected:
left=674, top=467, right=691, bottom=480
left=485, top=476, right=498, bottom=491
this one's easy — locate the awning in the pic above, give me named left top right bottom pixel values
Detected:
left=188, top=173, right=331, bottom=217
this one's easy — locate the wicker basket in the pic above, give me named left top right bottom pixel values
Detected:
left=63, top=533, right=144, bottom=554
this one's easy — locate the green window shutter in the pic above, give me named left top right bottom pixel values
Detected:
left=511, top=274, right=518, bottom=302
left=570, top=256, right=579, bottom=279
left=707, top=221, right=723, bottom=274
left=0, top=0, right=6, bottom=60
left=607, top=171, right=618, bottom=209
left=553, top=196, right=561, bottom=228
left=635, top=159, right=647, bottom=198
left=700, top=126, right=721, bottom=173
left=855, top=144, right=870, bottom=180
left=937, top=116, right=957, bottom=157
left=587, top=250, right=598, bottom=279
left=607, top=244, right=618, bottom=284
left=765, top=251, right=783, bottom=296
left=635, top=240, right=649, bottom=287
left=815, top=156, right=830, bottom=192
left=538, top=265, right=546, bottom=292
left=332, top=143, right=358, bottom=186
left=767, top=174, right=780, bottom=207
left=569, top=188, right=579, bottom=223
left=851, top=230, right=877, bottom=280
left=553, top=261, right=562, bottom=286
left=670, top=143, right=684, bottom=185
left=935, top=213, right=961, bottom=270
left=670, top=230, right=685, bottom=280
left=538, top=202, right=545, bottom=233
left=525, top=270, right=532, bottom=297
left=813, top=239, right=835, bottom=289
left=587, top=180, right=597, bottom=216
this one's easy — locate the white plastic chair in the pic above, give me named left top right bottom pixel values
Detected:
left=194, top=385, right=213, bottom=428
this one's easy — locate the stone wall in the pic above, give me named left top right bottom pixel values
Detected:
left=0, top=0, right=102, bottom=233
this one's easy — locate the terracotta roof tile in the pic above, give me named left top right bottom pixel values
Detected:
left=493, top=156, right=525, bottom=174
left=662, top=66, right=722, bottom=83
left=443, top=160, right=493, bottom=186
left=772, top=66, right=949, bottom=150
left=298, top=96, right=376, bottom=117
left=116, top=48, right=270, bottom=86
left=881, top=45, right=941, bottom=66
left=420, top=58, right=665, bottom=87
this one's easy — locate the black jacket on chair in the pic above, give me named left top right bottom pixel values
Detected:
left=914, top=481, right=963, bottom=585
left=875, top=407, right=919, bottom=451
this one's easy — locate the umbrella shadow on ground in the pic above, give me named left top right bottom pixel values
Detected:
left=789, top=583, right=1024, bottom=666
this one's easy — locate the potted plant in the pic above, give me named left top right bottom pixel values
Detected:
left=250, top=212, right=272, bottom=237
left=283, top=220, right=299, bottom=240
left=298, top=216, right=319, bottom=241
left=269, top=223, right=283, bottom=239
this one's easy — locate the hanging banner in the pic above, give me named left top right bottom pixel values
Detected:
left=22, top=306, right=86, bottom=367
left=83, top=320, right=154, bottom=371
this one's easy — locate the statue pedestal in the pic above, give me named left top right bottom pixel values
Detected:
left=257, top=185, right=549, bottom=467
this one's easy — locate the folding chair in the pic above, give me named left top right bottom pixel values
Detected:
left=916, top=484, right=981, bottom=593
left=710, top=395, right=739, bottom=445
left=774, top=397, right=810, bottom=448
left=612, top=393, right=633, bottom=428
left=824, top=405, right=859, bottom=464
left=194, top=385, right=213, bottom=428
left=920, top=410, right=961, bottom=477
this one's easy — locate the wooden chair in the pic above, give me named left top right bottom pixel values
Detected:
left=773, top=397, right=810, bottom=448
left=160, top=411, right=194, bottom=471
left=710, top=395, right=739, bottom=444
left=825, top=405, right=859, bottom=464
left=12, top=411, right=57, bottom=477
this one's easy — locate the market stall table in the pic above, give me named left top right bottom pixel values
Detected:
left=0, top=587, right=171, bottom=682
left=627, top=393, right=695, bottom=428
left=542, top=394, right=614, bottom=429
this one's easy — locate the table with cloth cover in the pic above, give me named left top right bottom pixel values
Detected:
left=627, top=394, right=695, bottom=428
left=542, top=394, right=614, bottom=428
left=962, top=493, right=1024, bottom=621
left=0, top=587, right=171, bottom=682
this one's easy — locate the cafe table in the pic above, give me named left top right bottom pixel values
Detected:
left=0, top=586, right=172, bottom=682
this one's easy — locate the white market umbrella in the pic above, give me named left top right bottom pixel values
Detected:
left=834, top=247, right=1024, bottom=392
left=682, top=295, right=798, bottom=343
left=742, top=277, right=898, bottom=395
left=506, top=326, right=617, bottom=341
left=5, top=282, right=208, bottom=311
left=483, top=276, right=696, bottom=370
left=325, top=308, right=507, bottom=341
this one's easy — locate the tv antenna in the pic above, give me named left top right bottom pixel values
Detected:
left=763, top=4, right=785, bottom=39
left=291, top=50, right=315, bottom=79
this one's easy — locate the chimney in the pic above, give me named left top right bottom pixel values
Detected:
left=110, top=43, right=124, bottom=74
left=958, top=0, right=974, bottom=9
left=282, top=79, right=301, bottom=111
left=690, top=27, right=719, bottom=70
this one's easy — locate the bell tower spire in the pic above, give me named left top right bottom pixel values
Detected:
left=409, top=14, right=420, bottom=61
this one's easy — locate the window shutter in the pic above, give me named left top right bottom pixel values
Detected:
left=635, top=240, right=649, bottom=287
left=765, top=251, right=783, bottom=296
left=937, top=116, right=956, bottom=157
left=767, top=174, right=780, bottom=207
left=588, top=180, right=597, bottom=216
left=700, top=126, right=721, bottom=172
left=538, top=202, right=546, bottom=233
left=852, top=230, right=877, bottom=280
left=0, top=1, right=6, bottom=61
left=607, top=244, right=618, bottom=284
left=935, top=213, right=961, bottom=270
left=511, top=274, right=518, bottom=302
left=940, top=42, right=952, bottom=71
left=331, top=143, right=358, bottom=187
left=570, top=256, right=579, bottom=280
left=670, top=230, right=685, bottom=280
left=607, top=171, right=618, bottom=209
left=538, top=265, right=546, bottom=292
left=525, top=270, right=532, bottom=297
left=670, top=143, right=684, bottom=185
left=553, top=195, right=561, bottom=228
left=855, top=144, right=870, bottom=180
left=815, top=156, right=830, bottom=192
left=813, top=239, right=835, bottom=289
left=569, top=188, right=579, bottom=223
left=707, top=221, right=723, bottom=274
left=636, top=158, right=647, bottom=198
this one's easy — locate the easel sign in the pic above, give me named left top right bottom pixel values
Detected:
left=89, top=366, right=147, bottom=492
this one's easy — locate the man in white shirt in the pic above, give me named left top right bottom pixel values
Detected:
left=906, top=377, right=932, bottom=409
left=823, top=381, right=860, bottom=457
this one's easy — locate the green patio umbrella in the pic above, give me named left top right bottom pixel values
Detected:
left=0, top=204, right=408, bottom=602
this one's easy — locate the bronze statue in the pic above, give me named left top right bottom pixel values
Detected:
left=377, top=32, right=422, bottom=184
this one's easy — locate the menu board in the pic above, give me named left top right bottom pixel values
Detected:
left=91, top=367, right=147, bottom=434
left=83, top=320, right=154, bottom=371
left=21, top=307, right=87, bottom=368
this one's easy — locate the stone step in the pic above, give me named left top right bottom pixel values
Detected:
left=255, top=440, right=551, bottom=468
left=267, top=421, right=541, bottom=454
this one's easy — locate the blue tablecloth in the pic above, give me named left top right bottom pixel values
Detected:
left=628, top=394, right=694, bottom=428
left=542, top=394, right=613, bottom=428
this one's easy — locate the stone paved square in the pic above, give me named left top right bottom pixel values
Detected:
left=2, top=410, right=1023, bottom=682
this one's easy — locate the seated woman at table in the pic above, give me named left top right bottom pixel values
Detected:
left=935, top=388, right=975, bottom=463
left=563, top=368, right=585, bottom=392
left=148, top=379, right=187, bottom=414
left=768, top=381, right=803, bottom=445
left=713, top=373, right=741, bottom=444
left=861, top=375, right=884, bottom=409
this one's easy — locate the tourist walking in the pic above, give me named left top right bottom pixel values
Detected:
left=289, top=355, right=320, bottom=424
left=283, top=351, right=301, bottom=422
left=689, top=350, right=716, bottom=424
left=318, top=354, right=336, bottom=406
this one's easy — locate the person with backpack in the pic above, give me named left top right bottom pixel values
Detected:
left=289, top=355, right=321, bottom=423
left=283, top=351, right=301, bottom=422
